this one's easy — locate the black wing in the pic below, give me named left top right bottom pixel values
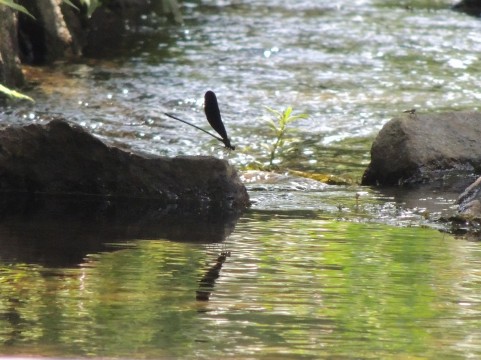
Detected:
left=204, top=90, right=229, bottom=141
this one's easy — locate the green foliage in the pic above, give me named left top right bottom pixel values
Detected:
left=0, top=0, right=34, bottom=18
left=77, top=0, right=100, bottom=17
left=0, top=0, right=101, bottom=18
left=0, top=84, right=34, bottom=102
left=1, top=0, right=179, bottom=19
left=63, top=0, right=80, bottom=11
left=263, top=106, right=308, bottom=167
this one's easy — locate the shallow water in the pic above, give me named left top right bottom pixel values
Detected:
left=0, top=212, right=481, bottom=359
left=4, top=0, right=481, bottom=165
left=1, top=0, right=481, bottom=358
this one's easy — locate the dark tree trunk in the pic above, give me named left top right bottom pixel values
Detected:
left=18, top=0, right=84, bottom=64
left=0, top=6, right=24, bottom=87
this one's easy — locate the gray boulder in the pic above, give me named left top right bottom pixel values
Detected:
left=362, top=111, right=481, bottom=187
left=0, top=119, right=249, bottom=211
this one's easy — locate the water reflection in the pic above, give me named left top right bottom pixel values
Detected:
left=0, top=194, right=241, bottom=267
left=2, top=211, right=480, bottom=358
left=196, top=251, right=231, bottom=302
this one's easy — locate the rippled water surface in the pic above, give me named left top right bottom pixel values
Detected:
left=1, top=213, right=481, bottom=359
left=2, top=0, right=481, bottom=358
left=4, top=0, right=481, bottom=165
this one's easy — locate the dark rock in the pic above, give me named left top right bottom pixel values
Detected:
left=0, top=119, right=249, bottom=211
left=83, top=5, right=141, bottom=58
left=83, top=0, right=181, bottom=58
left=452, top=0, right=481, bottom=17
left=362, top=111, right=481, bottom=187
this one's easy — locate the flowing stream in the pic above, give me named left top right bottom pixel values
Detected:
left=1, top=0, right=481, bottom=358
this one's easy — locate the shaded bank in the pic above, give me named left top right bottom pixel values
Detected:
left=0, top=0, right=180, bottom=88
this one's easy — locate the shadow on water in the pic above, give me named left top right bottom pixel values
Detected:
left=0, top=193, right=242, bottom=268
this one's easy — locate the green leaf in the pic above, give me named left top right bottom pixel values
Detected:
left=283, top=106, right=293, bottom=119
left=264, top=106, right=282, bottom=118
left=0, top=84, right=35, bottom=102
left=82, top=0, right=101, bottom=17
left=0, top=0, right=35, bottom=18
left=261, top=104, right=309, bottom=169
left=286, top=114, right=308, bottom=124
left=260, top=143, right=272, bottom=151
left=265, top=118, right=278, bottom=131
left=62, top=0, right=79, bottom=11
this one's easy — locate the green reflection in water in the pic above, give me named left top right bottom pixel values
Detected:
left=0, top=214, right=480, bottom=359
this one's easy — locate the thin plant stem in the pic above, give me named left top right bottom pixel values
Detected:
left=265, top=106, right=308, bottom=168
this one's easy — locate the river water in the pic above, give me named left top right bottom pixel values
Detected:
left=1, top=0, right=481, bottom=358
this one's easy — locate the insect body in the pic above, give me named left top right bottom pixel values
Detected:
left=164, top=91, right=235, bottom=150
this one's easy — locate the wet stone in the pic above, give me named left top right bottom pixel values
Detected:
left=362, top=111, right=481, bottom=188
left=0, top=119, right=249, bottom=212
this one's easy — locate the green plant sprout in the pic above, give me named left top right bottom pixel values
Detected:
left=264, top=106, right=308, bottom=167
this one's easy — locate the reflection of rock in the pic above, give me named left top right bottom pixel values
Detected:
left=0, top=119, right=249, bottom=210
left=362, top=112, right=481, bottom=188
left=0, top=194, right=241, bottom=267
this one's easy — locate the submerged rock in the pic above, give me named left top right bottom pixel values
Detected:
left=362, top=111, right=481, bottom=188
left=0, top=119, right=249, bottom=211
